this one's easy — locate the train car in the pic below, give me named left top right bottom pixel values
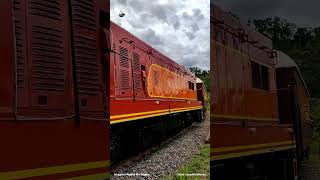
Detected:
left=211, top=4, right=312, bottom=180
left=0, top=0, right=110, bottom=179
left=110, top=22, right=206, bottom=162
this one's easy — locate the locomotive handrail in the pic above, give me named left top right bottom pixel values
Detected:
left=113, top=37, right=192, bottom=77
left=212, top=15, right=276, bottom=66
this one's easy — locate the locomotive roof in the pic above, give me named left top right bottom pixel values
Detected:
left=110, top=21, right=196, bottom=80
left=212, top=4, right=274, bottom=64
left=275, top=50, right=310, bottom=97
left=196, top=77, right=203, bottom=83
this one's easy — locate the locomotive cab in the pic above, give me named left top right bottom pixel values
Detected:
left=196, top=78, right=207, bottom=109
left=275, top=50, right=313, bottom=162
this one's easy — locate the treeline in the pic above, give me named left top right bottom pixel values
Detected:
left=253, top=17, right=320, bottom=98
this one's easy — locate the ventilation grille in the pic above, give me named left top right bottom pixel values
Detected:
left=30, top=0, right=61, bottom=20
left=113, top=43, right=118, bottom=93
left=32, top=25, right=64, bottom=91
left=13, top=0, right=21, bottom=10
left=119, top=46, right=129, bottom=68
left=133, top=52, right=141, bottom=92
left=119, top=46, right=130, bottom=91
left=13, top=1, right=24, bottom=88
left=73, top=0, right=96, bottom=30
left=120, top=70, right=130, bottom=91
left=74, top=35, right=99, bottom=95
left=15, top=20, right=24, bottom=88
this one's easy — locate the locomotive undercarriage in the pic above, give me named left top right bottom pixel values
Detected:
left=110, top=109, right=203, bottom=165
left=211, top=150, right=297, bottom=180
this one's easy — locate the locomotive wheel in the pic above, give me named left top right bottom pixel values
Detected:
left=195, top=110, right=203, bottom=122
left=110, top=126, right=125, bottom=163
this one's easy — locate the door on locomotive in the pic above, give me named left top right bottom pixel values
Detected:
left=0, top=0, right=110, bottom=179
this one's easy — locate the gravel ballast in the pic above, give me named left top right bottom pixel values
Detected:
left=111, top=113, right=210, bottom=180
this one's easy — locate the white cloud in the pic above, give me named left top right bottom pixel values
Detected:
left=110, top=0, right=210, bottom=70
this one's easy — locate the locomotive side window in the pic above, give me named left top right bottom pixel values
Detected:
left=251, top=62, right=261, bottom=89
left=251, top=61, right=269, bottom=91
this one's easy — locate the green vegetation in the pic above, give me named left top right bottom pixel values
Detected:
left=310, top=99, right=320, bottom=159
left=311, top=99, right=320, bottom=127
left=310, top=139, right=320, bottom=160
left=164, top=144, right=210, bottom=180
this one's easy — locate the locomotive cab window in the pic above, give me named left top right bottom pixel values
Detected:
left=251, top=61, right=269, bottom=91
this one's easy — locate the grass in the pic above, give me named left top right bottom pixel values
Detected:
left=309, top=98, right=320, bottom=160
left=310, top=98, right=320, bottom=121
left=164, top=144, right=210, bottom=180
left=310, top=140, right=320, bottom=160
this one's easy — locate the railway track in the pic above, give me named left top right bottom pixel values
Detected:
left=111, top=122, right=197, bottom=171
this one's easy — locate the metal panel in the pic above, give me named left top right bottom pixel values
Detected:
left=132, top=52, right=141, bottom=94
left=119, top=46, right=131, bottom=95
left=30, top=0, right=61, bottom=20
left=74, top=35, right=99, bottom=95
left=32, top=25, right=64, bottom=91
left=71, top=0, right=105, bottom=117
left=12, top=0, right=75, bottom=115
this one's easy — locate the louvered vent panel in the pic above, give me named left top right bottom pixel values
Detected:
left=30, top=0, right=61, bottom=20
left=120, top=70, right=130, bottom=91
left=13, top=0, right=24, bottom=88
left=113, top=43, right=118, bottom=92
left=74, top=35, right=99, bottom=95
left=32, top=25, right=64, bottom=91
left=13, top=0, right=21, bottom=10
left=133, top=52, right=141, bottom=92
left=73, top=0, right=96, bottom=31
left=119, top=46, right=129, bottom=68
left=119, top=46, right=130, bottom=91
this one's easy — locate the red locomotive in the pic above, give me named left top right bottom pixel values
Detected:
left=110, top=22, right=206, bottom=162
left=0, top=0, right=110, bottom=179
left=211, top=4, right=312, bottom=179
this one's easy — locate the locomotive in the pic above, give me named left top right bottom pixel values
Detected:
left=0, top=0, right=110, bottom=179
left=211, top=4, right=312, bottom=180
left=110, top=22, right=206, bottom=162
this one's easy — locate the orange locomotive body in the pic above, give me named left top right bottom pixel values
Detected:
left=0, top=0, right=109, bottom=179
left=211, top=4, right=312, bottom=179
left=110, top=22, right=205, bottom=162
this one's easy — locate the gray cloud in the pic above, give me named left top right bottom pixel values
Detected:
left=118, top=0, right=128, bottom=5
left=214, top=0, right=320, bottom=27
left=141, top=28, right=163, bottom=45
left=111, top=0, right=210, bottom=70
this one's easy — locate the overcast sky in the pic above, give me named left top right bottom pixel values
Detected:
left=213, top=0, right=320, bottom=28
left=111, top=0, right=210, bottom=70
